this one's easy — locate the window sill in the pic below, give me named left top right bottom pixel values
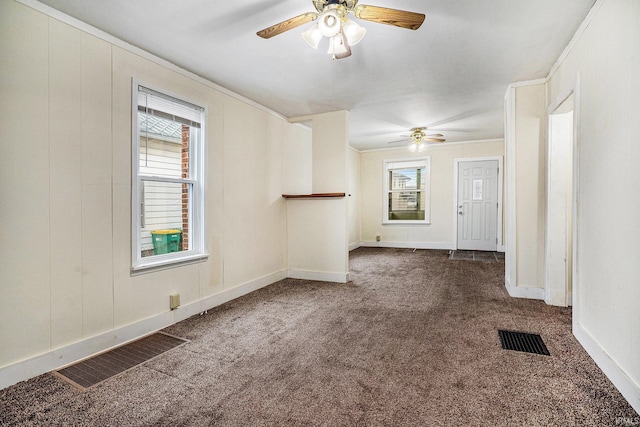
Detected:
left=131, top=252, right=209, bottom=275
left=382, top=221, right=431, bottom=226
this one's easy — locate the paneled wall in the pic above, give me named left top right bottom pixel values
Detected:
left=546, top=0, right=640, bottom=410
left=0, top=0, right=291, bottom=380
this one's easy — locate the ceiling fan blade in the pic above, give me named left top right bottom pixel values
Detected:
left=425, top=138, right=446, bottom=143
left=426, top=133, right=444, bottom=138
left=353, top=5, right=425, bottom=30
left=257, top=12, right=318, bottom=39
left=388, top=139, right=410, bottom=144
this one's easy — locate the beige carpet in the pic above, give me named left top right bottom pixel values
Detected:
left=1, top=248, right=637, bottom=426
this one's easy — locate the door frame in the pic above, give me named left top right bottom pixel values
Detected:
left=453, top=156, right=504, bottom=251
left=544, top=75, right=581, bottom=308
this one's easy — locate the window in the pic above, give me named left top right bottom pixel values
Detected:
left=383, top=158, right=430, bottom=224
left=132, top=84, right=206, bottom=271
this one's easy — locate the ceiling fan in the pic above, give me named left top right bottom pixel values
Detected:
left=389, top=127, right=445, bottom=152
left=257, top=0, right=425, bottom=60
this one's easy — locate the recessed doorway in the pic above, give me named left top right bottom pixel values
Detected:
left=545, top=92, right=575, bottom=307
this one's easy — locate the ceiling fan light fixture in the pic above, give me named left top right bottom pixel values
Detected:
left=302, top=24, right=323, bottom=49
left=257, top=2, right=426, bottom=61
left=327, top=34, right=348, bottom=55
left=342, top=18, right=366, bottom=46
left=318, top=10, right=342, bottom=37
left=408, top=142, right=426, bottom=152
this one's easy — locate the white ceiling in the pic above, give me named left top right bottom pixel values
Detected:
left=36, top=0, right=596, bottom=150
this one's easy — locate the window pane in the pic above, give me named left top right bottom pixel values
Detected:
left=384, top=158, right=429, bottom=223
left=139, top=113, right=191, bottom=179
left=140, top=180, right=190, bottom=258
left=390, top=167, right=425, bottom=190
left=133, top=84, right=205, bottom=270
left=388, top=191, right=426, bottom=221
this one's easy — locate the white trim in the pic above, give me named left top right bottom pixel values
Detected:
left=360, top=241, right=455, bottom=251
left=382, top=157, right=431, bottom=225
left=571, top=73, right=582, bottom=325
left=349, top=241, right=362, bottom=251
left=16, top=0, right=288, bottom=122
left=131, top=80, right=207, bottom=271
left=544, top=82, right=577, bottom=307
left=546, top=0, right=606, bottom=81
left=507, top=78, right=547, bottom=90
left=0, top=269, right=287, bottom=390
left=547, top=87, right=576, bottom=116
left=505, top=279, right=545, bottom=300
left=131, top=253, right=209, bottom=274
left=573, top=322, right=640, bottom=415
left=452, top=156, right=503, bottom=251
left=504, top=86, right=518, bottom=294
left=359, top=138, right=504, bottom=154
left=287, top=269, right=349, bottom=284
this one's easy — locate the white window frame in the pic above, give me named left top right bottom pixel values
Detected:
left=131, top=81, right=207, bottom=272
left=382, top=157, right=431, bottom=225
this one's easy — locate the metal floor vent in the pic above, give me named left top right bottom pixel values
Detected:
left=54, top=332, right=187, bottom=390
left=498, top=330, right=550, bottom=356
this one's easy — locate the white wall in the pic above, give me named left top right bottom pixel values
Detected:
left=283, top=124, right=312, bottom=195
left=359, top=141, right=504, bottom=249
left=511, top=83, right=547, bottom=292
left=286, top=111, right=350, bottom=283
left=348, top=148, right=361, bottom=249
left=0, top=0, right=293, bottom=386
left=546, top=0, right=640, bottom=412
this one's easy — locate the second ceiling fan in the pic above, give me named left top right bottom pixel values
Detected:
left=389, top=127, right=446, bottom=152
left=257, top=0, right=425, bottom=60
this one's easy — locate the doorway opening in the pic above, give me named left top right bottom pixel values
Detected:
left=545, top=93, right=575, bottom=307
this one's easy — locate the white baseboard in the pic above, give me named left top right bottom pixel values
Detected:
left=360, top=241, right=455, bottom=250
left=505, top=278, right=545, bottom=300
left=0, top=269, right=287, bottom=390
left=349, top=241, right=362, bottom=251
left=287, top=269, right=349, bottom=283
left=573, top=321, right=640, bottom=415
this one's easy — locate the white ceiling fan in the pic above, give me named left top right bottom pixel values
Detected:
left=257, top=0, right=425, bottom=60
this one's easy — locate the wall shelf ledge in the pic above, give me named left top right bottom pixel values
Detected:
left=282, top=193, right=346, bottom=199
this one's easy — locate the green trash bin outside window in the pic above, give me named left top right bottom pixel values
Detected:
left=151, top=229, right=182, bottom=255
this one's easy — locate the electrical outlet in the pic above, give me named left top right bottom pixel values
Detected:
left=376, top=235, right=381, bottom=242
left=170, top=293, right=180, bottom=310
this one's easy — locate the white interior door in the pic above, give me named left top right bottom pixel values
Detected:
left=457, top=160, right=499, bottom=251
